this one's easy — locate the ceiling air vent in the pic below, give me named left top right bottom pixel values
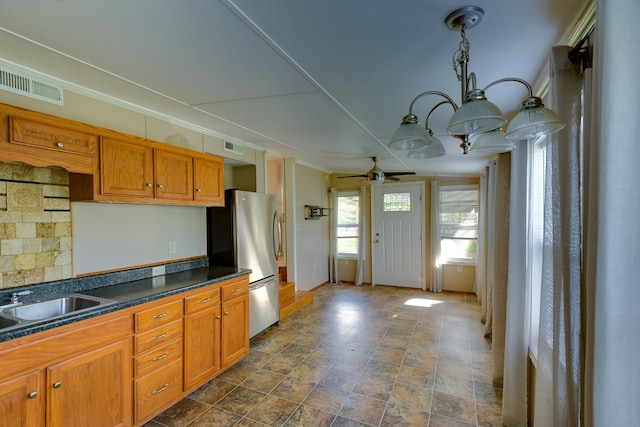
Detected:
left=224, top=140, right=244, bottom=155
left=0, top=65, right=64, bottom=105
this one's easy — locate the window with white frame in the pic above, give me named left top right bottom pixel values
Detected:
left=336, top=192, right=359, bottom=257
left=439, top=185, right=479, bottom=263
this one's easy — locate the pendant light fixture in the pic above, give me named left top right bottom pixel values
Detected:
left=389, top=6, right=564, bottom=156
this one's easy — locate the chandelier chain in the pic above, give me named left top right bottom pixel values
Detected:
left=453, top=27, right=471, bottom=82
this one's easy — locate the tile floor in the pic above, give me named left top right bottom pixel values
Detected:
left=144, top=283, right=503, bottom=427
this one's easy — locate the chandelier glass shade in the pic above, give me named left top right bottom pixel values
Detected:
left=469, top=128, right=515, bottom=153
left=389, top=6, right=565, bottom=155
left=406, top=128, right=447, bottom=158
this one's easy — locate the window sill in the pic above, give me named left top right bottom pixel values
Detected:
left=441, top=259, right=476, bottom=266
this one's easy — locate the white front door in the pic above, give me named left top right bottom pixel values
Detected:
left=371, top=182, right=425, bottom=289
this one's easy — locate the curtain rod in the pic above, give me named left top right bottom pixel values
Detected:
left=569, top=24, right=595, bottom=65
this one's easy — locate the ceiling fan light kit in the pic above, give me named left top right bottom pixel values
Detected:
left=389, top=6, right=565, bottom=156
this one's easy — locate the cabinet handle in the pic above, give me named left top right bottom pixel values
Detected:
left=52, top=382, right=62, bottom=389
left=196, top=188, right=202, bottom=192
left=232, top=288, right=241, bottom=293
left=157, top=184, right=164, bottom=189
left=146, top=183, right=153, bottom=187
left=216, top=315, right=221, bottom=319
left=152, top=384, right=169, bottom=395
left=152, top=352, right=170, bottom=361
left=224, top=311, right=230, bottom=315
left=153, top=311, right=169, bottom=319
left=28, top=391, right=38, bottom=399
left=152, top=331, right=169, bottom=341
left=199, top=297, right=210, bottom=304
left=56, top=142, right=64, bottom=147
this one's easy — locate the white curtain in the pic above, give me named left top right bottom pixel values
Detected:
left=474, top=174, right=487, bottom=301
left=490, top=152, right=511, bottom=384
left=329, top=188, right=340, bottom=284
left=430, top=181, right=442, bottom=292
left=482, top=161, right=496, bottom=329
left=534, top=45, right=583, bottom=427
left=501, top=141, right=530, bottom=426
left=354, top=185, right=366, bottom=286
left=588, top=0, right=640, bottom=424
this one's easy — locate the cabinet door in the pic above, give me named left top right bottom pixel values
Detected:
left=101, top=137, right=154, bottom=198
left=0, top=370, right=44, bottom=427
left=221, top=295, right=249, bottom=367
left=47, top=338, right=132, bottom=427
left=184, top=304, right=221, bottom=390
left=193, top=156, right=224, bottom=205
left=154, top=149, right=193, bottom=202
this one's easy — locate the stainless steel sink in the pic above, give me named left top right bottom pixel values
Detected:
left=0, top=315, right=20, bottom=329
left=0, top=293, right=116, bottom=327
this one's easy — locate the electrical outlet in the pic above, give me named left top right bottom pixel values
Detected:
left=168, top=241, right=177, bottom=254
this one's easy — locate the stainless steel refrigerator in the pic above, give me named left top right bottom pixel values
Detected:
left=207, top=189, right=281, bottom=338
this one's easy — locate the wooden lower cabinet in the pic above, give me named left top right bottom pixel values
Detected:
left=0, top=370, right=44, bottom=427
left=0, top=275, right=250, bottom=427
left=221, top=294, right=249, bottom=367
left=47, top=338, right=132, bottom=427
left=134, top=358, right=183, bottom=424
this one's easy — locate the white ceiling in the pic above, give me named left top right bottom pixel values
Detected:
left=0, top=0, right=587, bottom=177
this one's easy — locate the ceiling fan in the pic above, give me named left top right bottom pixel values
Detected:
left=338, top=157, right=416, bottom=184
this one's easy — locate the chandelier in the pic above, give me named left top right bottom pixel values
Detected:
left=389, top=6, right=565, bottom=157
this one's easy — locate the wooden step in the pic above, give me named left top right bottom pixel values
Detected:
left=280, top=290, right=314, bottom=319
left=279, top=281, right=295, bottom=301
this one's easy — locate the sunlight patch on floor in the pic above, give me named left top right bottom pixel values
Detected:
left=404, top=298, right=444, bottom=308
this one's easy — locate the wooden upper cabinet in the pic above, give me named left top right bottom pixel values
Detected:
left=155, top=149, right=193, bottom=202
left=0, top=102, right=226, bottom=206
left=10, top=116, right=97, bottom=156
left=0, top=105, right=98, bottom=174
left=100, top=137, right=154, bottom=199
left=194, top=156, right=224, bottom=206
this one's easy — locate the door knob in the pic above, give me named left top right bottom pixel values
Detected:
left=375, top=239, right=380, bottom=243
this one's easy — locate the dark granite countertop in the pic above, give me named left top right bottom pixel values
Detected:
left=0, top=264, right=250, bottom=343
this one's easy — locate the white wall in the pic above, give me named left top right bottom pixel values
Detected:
left=284, top=161, right=330, bottom=291
left=72, top=203, right=206, bottom=275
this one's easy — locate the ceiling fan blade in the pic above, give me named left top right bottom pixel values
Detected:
left=384, top=172, right=416, bottom=177
left=386, top=176, right=400, bottom=181
left=338, top=174, right=368, bottom=179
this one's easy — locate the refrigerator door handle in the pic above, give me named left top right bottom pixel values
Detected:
left=272, top=211, right=281, bottom=261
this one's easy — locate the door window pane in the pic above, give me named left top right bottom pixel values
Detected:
left=384, top=193, right=411, bottom=211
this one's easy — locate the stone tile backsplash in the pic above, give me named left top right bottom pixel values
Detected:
left=0, top=164, right=72, bottom=289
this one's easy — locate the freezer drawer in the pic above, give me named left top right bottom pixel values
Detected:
left=249, top=276, right=279, bottom=338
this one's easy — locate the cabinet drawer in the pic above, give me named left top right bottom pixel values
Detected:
left=134, top=338, right=182, bottom=378
left=221, top=280, right=248, bottom=302
left=135, top=358, right=183, bottom=424
left=185, top=287, right=220, bottom=315
left=135, top=299, right=183, bottom=332
left=134, top=319, right=182, bottom=355
left=10, top=116, right=97, bottom=156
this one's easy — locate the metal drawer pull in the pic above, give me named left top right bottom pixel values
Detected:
left=152, top=331, right=169, bottom=341
left=146, top=183, right=153, bottom=187
left=157, top=184, right=164, bottom=188
left=56, top=142, right=64, bottom=147
left=199, top=297, right=210, bottom=304
left=196, top=188, right=202, bottom=192
left=232, top=288, right=241, bottom=293
left=52, top=382, right=62, bottom=389
left=152, top=384, right=169, bottom=395
left=216, top=315, right=221, bottom=319
left=28, top=391, right=38, bottom=399
left=152, top=352, right=170, bottom=361
left=153, top=311, right=169, bottom=319
left=224, top=311, right=230, bottom=315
